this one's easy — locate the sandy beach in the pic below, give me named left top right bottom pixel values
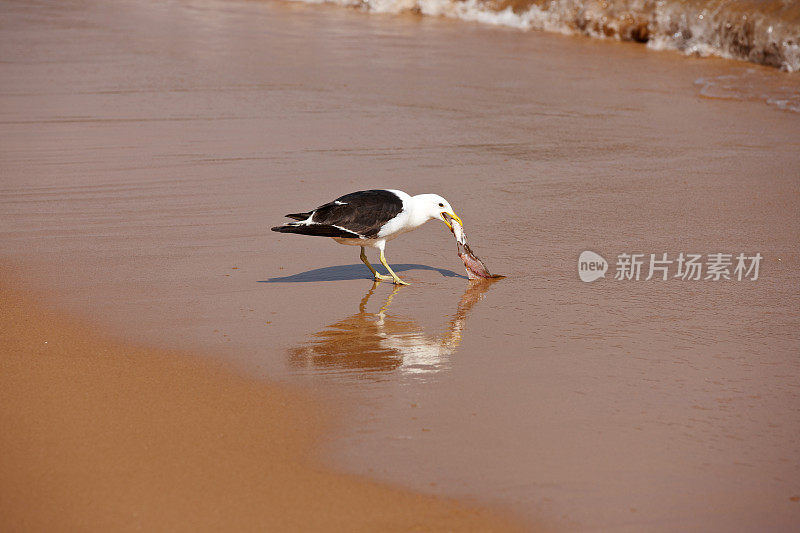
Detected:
left=0, top=271, right=524, bottom=531
left=1, top=0, right=799, bottom=530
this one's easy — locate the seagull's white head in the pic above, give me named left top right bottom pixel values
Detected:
left=413, top=193, right=463, bottom=230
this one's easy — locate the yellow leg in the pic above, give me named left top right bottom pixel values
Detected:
left=379, top=250, right=409, bottom=285
left=360, top=247, right=392, bottom=281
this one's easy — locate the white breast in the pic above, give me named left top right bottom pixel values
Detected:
left=377, top=190, right=428, bottom=240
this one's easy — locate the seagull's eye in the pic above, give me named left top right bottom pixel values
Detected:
left=438, top=202, right=444, bottom=207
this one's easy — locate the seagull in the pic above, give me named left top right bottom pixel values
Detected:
left=271, top=189, right=462, bottom=285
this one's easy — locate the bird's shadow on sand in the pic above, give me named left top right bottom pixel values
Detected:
left=259, top=263, right=467, bottom=283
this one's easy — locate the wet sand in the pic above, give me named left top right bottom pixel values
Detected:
left=2, top=0, right=799, bottom=530
left=0, top=271, right=524, bottom=531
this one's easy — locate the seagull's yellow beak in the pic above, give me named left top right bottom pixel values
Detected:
left=440, top=211, right=463, bottom=231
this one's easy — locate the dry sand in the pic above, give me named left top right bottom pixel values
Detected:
left=0, top=271, right=524, bottom=531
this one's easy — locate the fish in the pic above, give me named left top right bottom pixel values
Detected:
left=448, top=218, right=504, bottom=280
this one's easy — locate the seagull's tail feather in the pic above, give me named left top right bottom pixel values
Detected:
left=285, top=212, right=312, bottom=221
left=271, top=223, right=361, bottom=239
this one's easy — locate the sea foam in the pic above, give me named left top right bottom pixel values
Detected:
left=289, top=0, right=800, bottom=72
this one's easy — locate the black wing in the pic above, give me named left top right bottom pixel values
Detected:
left=284, top=211, right=312, bottom=221
left=309, top=190, right=404, bottom=238
left=271, top=223, right=361, bottom=238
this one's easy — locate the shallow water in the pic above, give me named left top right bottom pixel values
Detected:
left=2, top=0, right=799, bottom=530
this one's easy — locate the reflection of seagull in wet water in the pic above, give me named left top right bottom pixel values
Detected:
left=271, top=189, right=462, bottom=285
left=289, top=281, right=496, bottom=376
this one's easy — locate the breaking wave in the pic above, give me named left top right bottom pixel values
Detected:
left=292, top=0, right=800, bottom=72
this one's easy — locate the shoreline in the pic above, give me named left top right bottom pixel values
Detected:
left=0, top=268, right=528, bottom=531
left=282, top=0, right=800, bottom=73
